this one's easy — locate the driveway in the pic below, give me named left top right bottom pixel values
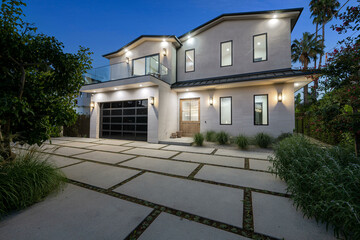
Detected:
left=1, top=137, right=335, bottom=240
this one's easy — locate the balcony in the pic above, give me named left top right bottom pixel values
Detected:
left=84, top=55, right=168, bottom=85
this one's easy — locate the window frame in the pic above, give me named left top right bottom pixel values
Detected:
left=220, top=40, right=233, bottom=67
left=219, top=96, right=232, bottom=125
left=253, top=33, right=268, bottom=62
left=253, top=94, right=269, bottom=126
left=185, top=49, right=195, bottom=72
left=132, top=53, right=160, bottom=76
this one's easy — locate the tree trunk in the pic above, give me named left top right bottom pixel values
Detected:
left=319, top=24, right=325, bottom=69
left=314, top=23, right=318, bottom=69
left=303, top=61, right=309, bottom=104
left=0, top=120, right=15, bottom=161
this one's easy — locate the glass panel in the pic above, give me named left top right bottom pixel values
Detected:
left=123, top=101, right=135, bottom=108
left=185, top=50, right=194, bottom=72
left=111, top=102, right=122, bottom=108
left=102, top=124, right=110, bottom=130
left=102, top=117, right=110, bottom=123
left=220, top=97, right=232, bottom=125
left=123, top=109, right=135, bottom=115
left=102, top=110, right=110, bottom=116
left=221, top=41, right=232, bottom=66
left=123, top=117, right=135, bottom=123
left=123, top=125, right=135, bottom=131
left=103, top=103, right=111, bottom=108
left=112, top=117, right=122, bottom=123
left=136, top=108, right=147, bottom=115
left=111, top=125, right=122, bottom=131
left=133, top=58, right=146, bottom=76
left=136, top=117, right=147, bottom=123
left=136, top=125, right=147, bottom=131
left=136, top=100, right=148, bottom=107
left=254, top=34, right=267, bottom=62
left=182, top=100, right=191, bottom=121
left=190, top=100, right=199, bottom=121
left=254, top=95, right=268, bottom=125
left=102, top=131, right=110, bottom=136
left=111, top=109, right=122, bottom=115
left=146, top=56, right=159, bottom=74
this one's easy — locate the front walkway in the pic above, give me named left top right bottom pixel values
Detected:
left=1, top=137, right=335, bottom=240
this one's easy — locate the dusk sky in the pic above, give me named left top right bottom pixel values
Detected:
left=23, top=0, right=357, bottom=68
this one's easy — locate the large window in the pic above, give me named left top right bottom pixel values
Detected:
left=185, top=49, right=195, bottom=72
left=133, top=54, right=159, bottom=76
left=253, top=33, right=267, bottom=62
left=181, top=99, right=199, bottom=121
left=220, top=97, right=232, bottom=125
left=254, top=95, right=268, bottom=125
left=221, top=41, right=232, bottom=67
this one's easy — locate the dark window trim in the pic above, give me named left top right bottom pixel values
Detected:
left=253, top=33, right=268, bottom=62
left=220, top=40, right=233, bottom=67
left=185, top=49, right=195, bottom=73
left=132, top=53, right=160, bottom=76
left=253, top=94, right=269, bottom=126
left=219, top=96, right=232, bottom=125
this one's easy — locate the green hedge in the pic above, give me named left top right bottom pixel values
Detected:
left=269, top=135, right=360, bottom=239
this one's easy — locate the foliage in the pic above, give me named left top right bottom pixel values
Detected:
left=63, top=114, right=90, bottom=137
left=235, top=135, right=249, bottom=149
left=0, top=0, right=92, bottom=160
left=255, top=133, right=272, bottom=148
left=276, top=132, right=293, bottom=142
left=205, top=131, right=216, bottom=142
left=0, top=147, right=66, bottom=218
left=193, top=133, right=204, bottom=146
left=291, top=32, right=323, bottom=69
left=216, top=131, right=229, bottom=145
left=269, top=135, right=360, bottom=239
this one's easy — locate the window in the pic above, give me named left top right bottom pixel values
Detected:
left=185, top=49, right=195, bottom=72
left=254, top=95, right=268, bottom=125
left=133, top=54, right=159, bottom=76
left=253, top=33, right=267, bottom=62
left=181, top=99, right=199, bottom=121
left=220, top=97, right=232, bottom=125
left=221, top=41, right=232, bottom=67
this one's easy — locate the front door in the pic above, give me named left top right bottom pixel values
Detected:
left=180, top=98, right=200, bottom=137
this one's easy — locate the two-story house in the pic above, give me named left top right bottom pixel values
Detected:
left=80, top=8, right=313, bottom=142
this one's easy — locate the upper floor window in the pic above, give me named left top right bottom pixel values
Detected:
left=254, top=94, right=268, bottom=125
left=221, top=41, right=232, bottom=67
left=133, top=54, right=159, bottom=76
left=220, top=97, right=232, bottom=125
left=253, top=33, right=267, bottom=62
left=185, top=49, right=195, bottom=72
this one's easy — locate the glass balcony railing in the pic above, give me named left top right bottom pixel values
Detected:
left=84, top=56, right=169, bottom=85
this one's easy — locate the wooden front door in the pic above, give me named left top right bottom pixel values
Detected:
left=180, top=98, right=200, bottom=137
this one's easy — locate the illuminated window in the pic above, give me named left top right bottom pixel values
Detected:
left=220, top=97, right=232, bottom=125
left=221, top=41, right=232, bottom=67
left=185, top=49, right=195, bottom=72
left=254, top=95, right=268, bottom=125
left=253, top=34, right=267, bottom=62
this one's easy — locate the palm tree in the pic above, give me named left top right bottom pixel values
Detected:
left=309, top=0, right=323, bottom=68
left=291, top=32, right=323, bottom=104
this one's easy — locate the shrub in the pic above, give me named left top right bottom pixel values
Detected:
left=235, top=135, right=249, bottom=149
left=0, top=148, right=66, bottom=218
left=255, top=132, right=272, bottom=148
left=270, top=135, right=360, bottom=239
left=276, top=132, right=293, bottom=142
left=205, top=131, right=216, bottom=142
left=193, top=133, right=204, bottom=146
left=216, top=131, right=229, bottom=145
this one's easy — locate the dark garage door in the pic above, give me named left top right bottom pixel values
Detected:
left=100, top=99, right=148, bottom=141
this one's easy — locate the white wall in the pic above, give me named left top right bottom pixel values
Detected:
left=177, top=83, right=294, bottom=137
left=177, top=18, right=291, bottom=81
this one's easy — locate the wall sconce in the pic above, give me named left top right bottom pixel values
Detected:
left=126, top=57, right=129, bottom=64
left=150, top=96, right=154, bottom=105
left=209, top=97, right=213, bottom=105
left=278, top=92, right=282, bottom=102
left=90, top=101, right=95, bottom=110
left=162, top=48, right=167, bottom=56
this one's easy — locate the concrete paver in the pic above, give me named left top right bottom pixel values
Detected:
left=114, top=172, right=244, bottom=228
left=249, top=159, right=272, bottom=172
left=163, top=145, right=215, bottom=154
left=173, top=152, right=244, bottom=168
left=195, top=165, right=287, bottom=194
left=73, top=151, right=134, bottom=164
left=57, top=142, right=99, bottom=148
left=139, top=213, right=250, bottom=240
left=95, top=139, right=133, bottom=145
left=0, top=184, right=152, bottom=240
left=85, top=144, right=131, bottom=153
left=122, top=148, right=179, bottom=159
left=252, top=192, right=336, bottom=240
left=215, top=149, right=273, bottom=160
left=61, top=161, right=140, bottom=189
left=123, top=141, right=167, bottom=149
left=120, top=157, right=199, bottom=176
left=42, top=146, right=93, bottom=156
left=46, top=155, right=83, bottom=168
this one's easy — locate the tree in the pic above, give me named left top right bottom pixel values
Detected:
left=309, top=0, right=322, bottom=68
left=0, top=0, right=92, bottom=161
left=291, top=32, right=323, bottom=104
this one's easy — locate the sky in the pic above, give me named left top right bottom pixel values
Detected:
left=22, top=0, right=358, bottom=67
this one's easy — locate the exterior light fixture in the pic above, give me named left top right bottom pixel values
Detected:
left=187, top=35, right=191, bottom=39
left=209, top=97, right=213, bottom=105
left=150, top=96, right=154, bottom=105
left=124, top=48, right=128, bottom=52
left=126, top=57, right=129, bottom=64
left=163, top=48, right=167, bottom=56
left=186, top=89, right=189, bottom=92
left=93, top=90, right=96, bottom=93
left=114, top=88, right=117, bottom=90
left=278, top=92, right=282, bottom=102
left=139, top=84, right=143, bottom=87
left=273, top=14, right=278, bottom=18
left=90, top=101, right=95, bottom=110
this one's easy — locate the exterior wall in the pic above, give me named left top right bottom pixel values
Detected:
left=158, top=84, right=178, bottom=140
left=109, top=41, right=177, bottom=84
left=177, top=83, right=294, bottom=137
left=177, top=18, right=291, bottom=81
left=90, top=86, right=159, bottom=142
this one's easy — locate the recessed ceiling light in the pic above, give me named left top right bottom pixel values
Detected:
left=273, top=14, right=278, bottom=19
left=187, top=35, right=191, bottom=39
left=125, top=48, right=128, bottom=52
left=162, top=38, right=166, bottom=42
left=93, top=90, right=96, bottom=93
left=114, top=88, right=117, bottom=90
left=139, top=84, right=143, bottom=87
left=295, top=83, right=299, bottom=87
left=186, top=89, right=189, bottom=92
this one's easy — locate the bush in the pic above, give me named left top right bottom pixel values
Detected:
left=193, top=133, right=204, bottom=146
left=255, top=132, right=272, bottom=148
left=269, top=135, right=360, bottom=239
left=276, top=132, right=293, bottom=142
left=205, top=131, right=216, bottom=142
left=0, top=148, right=66, bottom=218
left=235, top=135, right=249, bottom=149
left=216, top=131, right=229, bottom=145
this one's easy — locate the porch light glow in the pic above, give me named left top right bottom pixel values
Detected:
left=150, top=96, right=154, bottom=105
left=278, top=92, right=282, bottom=102
left=186, top=89, right=189, bottom=92
left=139, top=84, right=143, bottom=87
left=273, top=14, right=278, bottom=18
left=126, top=57, right=129, bottom=64
left=90, top=102, right=95, bottom=109
left=163, top=48, right=167, bottom=56
left=209, top=97, right=213, bottom=105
